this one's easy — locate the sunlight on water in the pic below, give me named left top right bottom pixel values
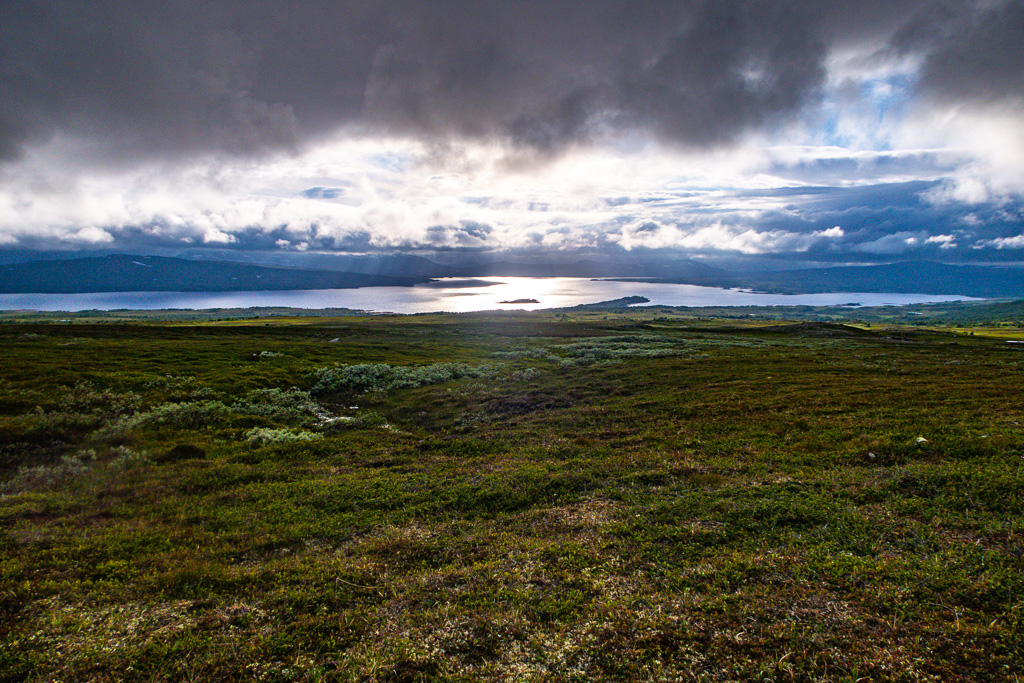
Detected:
left=0, top=277, right=977, bottom=313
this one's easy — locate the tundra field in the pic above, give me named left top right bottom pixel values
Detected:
left=0, top=307, right=1022, bottom=682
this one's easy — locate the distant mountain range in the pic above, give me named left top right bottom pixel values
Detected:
left=178, top=250, right=729, bottom=281
left=744, top=262, right=1024, bottom=298
left=0, top=254, right=428, bottom=293
left=0, top=252, right=1022, bottom=298
left=615, top=261, right=1024, bottom=298
left=179, top=250, right=458, bottom=279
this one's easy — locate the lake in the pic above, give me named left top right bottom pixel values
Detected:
left=0, top=277, right=977, bottom=313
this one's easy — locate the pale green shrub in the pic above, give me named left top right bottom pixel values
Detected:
left=551, top=335, right=680, bottom=365
left=2, top=454, right=89, bottom=493
left=232, top=388, right=328, bottom=424
left=244, top=428, right=323, bottom=447
left=491, top=349, right=555, bottom=360
left=59, top=382, right=142, bottom=417
left=511, top=368, right=542, bottom=382
left=312, top=362, right=499, bottom=395
left=12, top=383, right=143, bottom=437
left=319, top=410, right=389, bottom=432
left=114, top=400, right=232, bottom=431
left=108, top=446, right=152, bottom=470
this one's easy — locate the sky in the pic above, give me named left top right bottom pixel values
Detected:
left=1, top=0, right=1023, bottom=266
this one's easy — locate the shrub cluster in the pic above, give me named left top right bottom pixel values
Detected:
left=58, top=382, right=142, bottom=418
left=231, top=388, right=329, bottom=425
left=107, top=446, right=153, bottom=470
left=511, top=368, right=543, bottom=382
left=491, top=336, right=682, bottom=368
left=2, top=446, right=153, bottom=494
left=1, top=454, right=89, bottom=493
left=551, top=335, right=680, bottom=366
left=105, top=388, right=329, bottom=435
left=320, top=410, right=389, bottom=432
left=116, top=400, right=232, bottom=431
left=244, top=427, right=323, bottom=446
left=312, top=362, right=498, bottom=395
left=491, top=349, right=555, bottom=360
left=11, top=383, right=143, bottom=440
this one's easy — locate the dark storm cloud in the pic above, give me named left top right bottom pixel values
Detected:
left=915, top=0, right=1024, bottom=105
left=0, top=1, right=302, bottom=162
left=0, top=0, right=1002, bottom=165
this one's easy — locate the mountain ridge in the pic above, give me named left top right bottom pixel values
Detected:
left=2, top=253, right=1023, bottom=298
left=0, top=254, right=428, bottom=293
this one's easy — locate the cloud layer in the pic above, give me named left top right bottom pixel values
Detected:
left=1, top=0, right=1023, bottom=260
left=6, top=0, right=1021, bottom=160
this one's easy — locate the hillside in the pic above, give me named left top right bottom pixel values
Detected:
left=1, top=313, right=1021, bottom=680
left=747, top=261, right=1024, bottom=297
left=610, top=261, right=1024, bottom=298
left=0, top=254, right=428, bottom=293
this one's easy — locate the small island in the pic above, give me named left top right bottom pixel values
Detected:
left=498, top=298, right=540, bottom=304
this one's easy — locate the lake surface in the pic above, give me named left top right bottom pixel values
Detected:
left=0, top=277, right=977, bottom=313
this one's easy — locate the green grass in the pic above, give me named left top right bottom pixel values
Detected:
left=1, top=314, right=1022, bottom=681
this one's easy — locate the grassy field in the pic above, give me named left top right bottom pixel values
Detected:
left=1, top=311, right=1022, bottom=681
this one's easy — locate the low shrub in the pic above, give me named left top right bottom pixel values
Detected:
left=115, top=400, right=232, bottom=431
left=511, top=368, right=543, bottom=382
left=551, top=335, right=680, bottom=366
left=320, top=410, right=389, bottom=432
left=58, top=382, right=142, bottom=418
left=1, top=453, right=89, bottom=493
left=8, top=384, right=144, bottom=442
left=312, top=362, right=499, bottom=395
left=231, top=388, right=329, bottom=425
left=491, top=349, right=555, bottom=360
left=244, top=427, right=323, bottom=447
left=107, top=446, right=152, bottom=470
